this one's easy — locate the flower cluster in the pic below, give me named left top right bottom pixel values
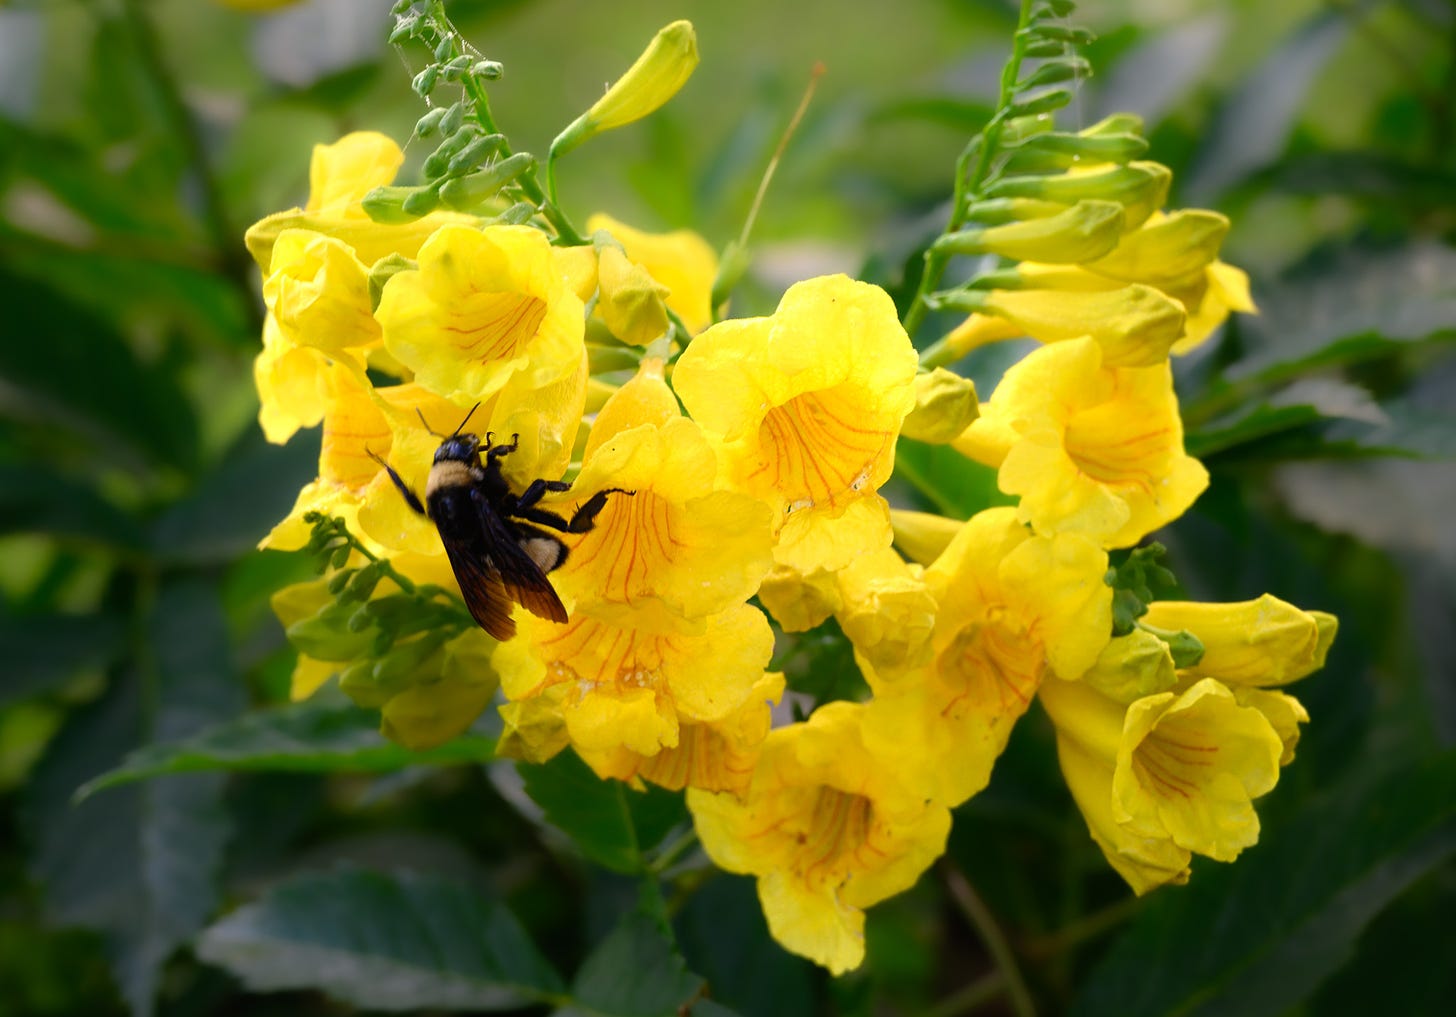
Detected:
left=251, top=8, right=1336, bottom=977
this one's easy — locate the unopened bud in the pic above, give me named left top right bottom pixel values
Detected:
left=438, top=152, right=535, bottom=210
left=985, top=161, right=1171, bottom=230
left=935, top=199, right=1124, bottom=264
left=596, top=245, right=670, bottom=345
left=1080, top=628, right=1178, bottom=704
left=1083, top=210, right=1230, bottom=286
left=550, top=21, right=699, bottom=160
left=900, top=369, right=979, bottom=444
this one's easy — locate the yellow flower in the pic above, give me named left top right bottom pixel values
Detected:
left=254, top=314, right=328, bottom=444
left=861, top=507, right=1111, bottom=806
left=580, top=671, right=785, bottom=796
left=1040, top=674, right=1286, bottom=893
left=262, top=362, right=390, bottom=551
left=1171, top=260, right=1256, bottom=354
left=955, top=284, right=1186, bottom=368
left=688, top=702, right=951, bottom=974
left=595, top=245, right=671, bottom=346
left=954, top=336, right=1208, bottom=548
left=547, top=362, right=775, bottom=630
left=755, top=566, right=841, bottom=633
left=494, top=604, right=776, bottom=766
left=376, top=224, right=586, bottom=406
left=586, top=213, right=719, bottom=334
left=245, top=131, right=472, bottom=273
left=262, top=229, right=381, bottom=356
left=1143, top=594, right=1337, bottom=687
left=833, top=548, right=937, bottom=680
left=673, top=275, right=918, bottom=573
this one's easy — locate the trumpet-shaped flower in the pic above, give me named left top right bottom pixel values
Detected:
left=245, top=131, right=472, bottom=273
left=688, top=702, right=951, bottom=974
left=587, top=213, right=719, bottom=333
left=376, top=224, right=586, bottom=406
left=580, top=671, right=785, bottom=796
left=861, top=507, right=1111, bottom=806
left=494, top=603, right=776, bottom=767
left=262, top=229, right=381, bottom=356
left=954, top=336, right=1208, bottom=548
left=673, top=275, right=918, bottom=573
left=255, top=314, right=329, bottom=444
left=1040, top=674, right=1286, bottom=893
left=548, top=362, right=775, bottom=629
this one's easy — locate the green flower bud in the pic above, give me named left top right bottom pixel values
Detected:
left=361, top=185, right=434, bottom=224
left=438, top=152, right=534, bottom=210
left=367, top=253, right=416, bottom=309
left=984, top=161, right=1171, bottom=230
left=1083, top=209, right=1230, bottom=286
left=900, top=368, right=979, bottom=444
left=1002, top=129, right=1149, bottom=173
left=414, top=106, right=449, bottom=139
left=1080, top=628, right=1179, bottom=704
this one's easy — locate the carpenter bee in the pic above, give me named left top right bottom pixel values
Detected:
left=370, top=405, right=628, bottom=640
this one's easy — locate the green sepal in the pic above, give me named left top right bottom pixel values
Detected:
left=1104, top=543, right=1180, bottom=636
left=1140, top=623, right=1207, bottom=670
left=368, top=253, right=417, bottom=310
left=1017, top=56, right=1091, bottom=90
left=1007, top=88, right=1073, bottom=119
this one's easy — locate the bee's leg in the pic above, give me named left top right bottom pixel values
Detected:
left=367, top=450, right=426, bottom=516
left=485, top=432, right=521, bottom=463
left=512, top=487, right=633, bottom=534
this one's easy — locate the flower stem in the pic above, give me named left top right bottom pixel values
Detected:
left=943, top=863, right=1037, bottom=1017
left=903, top=0, right=1036, bottom=340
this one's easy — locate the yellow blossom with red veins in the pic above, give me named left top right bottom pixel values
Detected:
left=955, top=335, right=1208, bottom=548
left=689, top=702, right=951, bottom=974
left=673, top=275, right=918, bottom=573
left=376, top=224, right=586, bottom=407
left=860, top=507, right=1112, bottom=807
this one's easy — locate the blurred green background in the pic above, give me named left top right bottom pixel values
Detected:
left=1, top=0, right=1454, bottom=1015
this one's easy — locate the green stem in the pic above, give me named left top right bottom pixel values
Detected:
left=1020, top=895, right=1140, bottom=960
left=903, top=0, right=1036, bottom=340
left=923, top=972, right=1009, bottom=1017
left=944, top=864, right=1037, bottom=1017
left=120, top=0, right=262, bottom=334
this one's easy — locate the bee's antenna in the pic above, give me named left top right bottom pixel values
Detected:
left=452, top=402, right=482, bottom=437
left=415, top=408, right=443, bottom=438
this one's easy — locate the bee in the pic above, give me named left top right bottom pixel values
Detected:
left=370, top=405, right=628, bottom=640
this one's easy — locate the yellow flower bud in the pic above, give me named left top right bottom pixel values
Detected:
left=1143, top=595, right=1337, bottom=687
left=936, top=200, right=1125, bottom=264
left=889, top=509, right=964, bottom=567
left=899, top=368, right=979, bottom=444
left=1083, top=210, right=1231, bottom=287
left=552, top=21, right=699, bottom=157
left=596, top=245, right=671, bottom=345
left=967, top=283, right=1187, bottom=367
left=1080, top=628, right=1178, bottom=703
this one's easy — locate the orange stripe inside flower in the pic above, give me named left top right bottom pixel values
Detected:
left=754, top=383, right=891, bottom=511
left=937, top=614, right=1043, bottom=719
left=1063, top=401, right=1172, bottom=491
left=566, top=491, right=681, bottom=604
left=794, top=788, right=884, bottom=891
left=1131, top=719, right=1218, bottom=803
left=635, top=723, right=757, bottom=794
left=449, top=292, right=548, bottom=361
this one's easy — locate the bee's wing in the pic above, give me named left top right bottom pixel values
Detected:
left=471, top=488, right=570, bottom=626
left=440, top=536, right=517, bottom=641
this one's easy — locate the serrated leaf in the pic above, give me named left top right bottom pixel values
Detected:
left=24, top=578, right=244, bottom=1016
left=564, top=910, right=705, bottom=1017
left=518, top=751, right=685, bottom=875
left=1073, top=750, right=1456, bottom=1017
left=0, top=609, right=128, bottom=707
left=77, top=697, right=498, bottom=798
left=195, top=866, right=563, bottom=1011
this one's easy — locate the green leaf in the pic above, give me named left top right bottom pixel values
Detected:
left=0, top=270, right=199, bottom=474
left=24, top=578, right=244, bottom=1017
left=1073, top=750, right=1456, bottom=1017
left=195, top=866, right=563, bottom=1011
left=517, top=751, right=685, bottom=875
left=77, top=696, right=498, bottom=799
left=893, top=438, right=1015, bottom=519
left=0, top=609, right=128, bottom=707
left=1184, top=11, right=1349, bottom=201
left=148, top=428, right=319, bottom=565
left=564, top=910, right=707, bottom=1017
left=1105, top=543, right=1178, bottom=634
left=0, top=461, right=146, bottom=551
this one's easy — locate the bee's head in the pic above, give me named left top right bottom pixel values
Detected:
left=434, top=434, right=480, bottom=464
